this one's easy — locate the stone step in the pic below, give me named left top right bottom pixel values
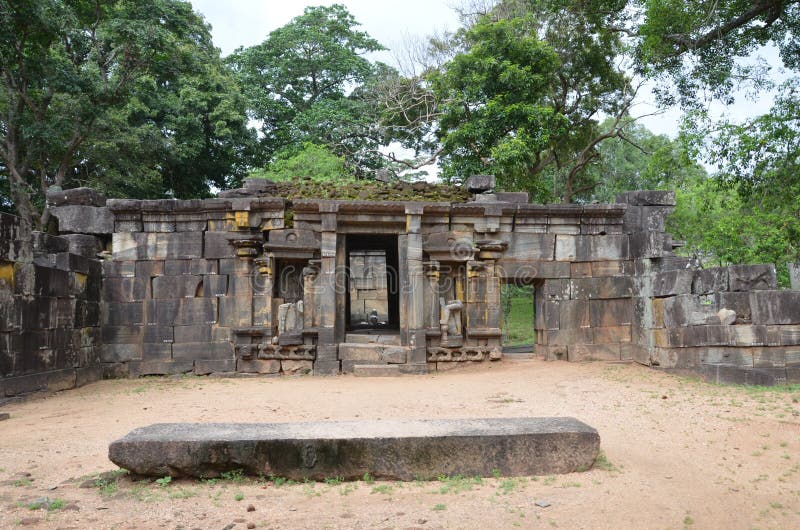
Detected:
left=352, top=364, right=400, bottom=377
left=338, top=343, right=406, bottom=363
left=344, top=333, right=401, bottom=346
left=108, top=417, right=601, bottom=480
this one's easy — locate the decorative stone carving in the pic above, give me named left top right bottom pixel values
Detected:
left=273, top=300, right=304, bottom=344
left=427, top=346, right=501, bottom=362
left=440, top=297, right=464, bottom=347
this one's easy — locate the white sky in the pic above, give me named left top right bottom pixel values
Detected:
left=190, top=0, right=784, bottom=142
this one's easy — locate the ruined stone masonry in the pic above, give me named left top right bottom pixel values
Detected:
left=1, top=179, right=798, bottom=399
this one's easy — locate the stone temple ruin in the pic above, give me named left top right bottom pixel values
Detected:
left=1, top=175, right=799, bottom=399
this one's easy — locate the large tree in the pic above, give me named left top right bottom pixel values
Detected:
left=227, top=4, right=388, bottom=174
left=0, top=0, right=251, bottom=228
left=431, top=1, right=635, bottom=202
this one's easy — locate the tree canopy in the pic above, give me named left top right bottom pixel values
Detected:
left=0, top=0, right=253, bottom=228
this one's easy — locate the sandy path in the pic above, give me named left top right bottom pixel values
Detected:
left=1, top=359, right=798, bottom=529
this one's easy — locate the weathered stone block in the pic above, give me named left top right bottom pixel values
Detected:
left=101, top=343, right=140, bottom=363
left=590, top=261, right=631, bottom=277
left=129, top=360, right=193, bottom=377
left=102, top=326, right=141, bottom=344
left=218, top=296, right=251, bottom=327
left=103, top=277, right=147, bottom=302
left=542, top=279, right=570, bottom=300
left=570, top=277, right=633, bottom=300
left=729, top=264, right=777, bottom=291
left=173, top=325, right=230, bottom=344
left=570, top=262, right=592, bottom=278
left=692, top=268, right=729, bottom=294
left=152, top=275, right=203, bottom=299
left=504, top=233, right=555, bottom=261
left=101, top=302, right=144, bottom=326
left=194, top=359, right=235, bottom=375
left=103, top=260, right=135, bottom=277
left=766, top=325, right=800, bottom=346
left=113, top=232, right=203, bottom=260
left=172, top=341, right=233, bottom=361
left=651, top=270, right=694, bottom=297
left=716, top=292, right=752, bottom=322
left=466, top=174, right=495, bottom=193
left=135, top=260, right=164, bottom=278
left=151, top=298, right=217, bottom=326
left=568, top=343, right=620, bottom=362
left=281, top=360, right=313, bottom=375
left=46, top=187, right=106, bottom=207
left=165, top=259, right=219, bottom=276
left=628, top=232, right=665, bottom=259
left=731, top=325, right=767, bottom=346
left=750, top=291, right=800, bottom=325
left=237, top=358, right=280, bottom=373
left=141, top=343, right=172, bottom=361
left=108, top=417, right=600, bottom=480
left=142, top=326, right=173, bottom=344
left=219, top=258, right=254, bottom=277
left=559, top=300, right=590, bottom=329
left=546, top=327, right=593, bottom=346
left=661, top=295, right=717, bottom=328
left=589, top=299, right=632, bottom=328
left=60, top=234, right=103, bottom=258
left=555, top=235, right=628, bottom=262
left=592, top=326, right=631, bottom=344
left=51, top=205, right=114, bottom=234
left=227, top=276, right=254, bottom=297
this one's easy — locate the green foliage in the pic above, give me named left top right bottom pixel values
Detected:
left=250, top=143, right=353, bottom=183
left=435, top=474, right=483, bottom=494
left=0, top=0, right=253, bottom=226
left=219, top=469, right=246, bottom=483
left=227, top=4, right=389, bottom=174
left=591, top=119, right=707, bottom=202
left=502, top=285, right=534, bottom=346
left=636, top=0, right=799, bottom=108
left=432, top=2, right=632, bottom=201
left=155, top=476, right=172, bottom=487
left=667, top=174, right=799, bottom=287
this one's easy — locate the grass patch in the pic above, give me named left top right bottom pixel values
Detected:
left=497, top=477, right=526, bottom=494
left=220, top=469, right=246, bottom=484
left=432, top=503, right=447, bottom=511
left=27, top=498, right=65, bottom=511
left=371, top=484, right=393, bottom=495
left=436, top=474, right=483, bottom=494
left=234, top=491, right=244, bottom=501
left=502, top=286, right=535, bottom=346
left=593, top=451, right=619, bottom=472
left=265, top=474, right=296, bottom=487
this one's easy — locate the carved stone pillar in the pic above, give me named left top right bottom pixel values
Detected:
left=314, top=206, right=340, bottom=374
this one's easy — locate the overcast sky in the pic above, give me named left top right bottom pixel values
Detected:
left=189, top=0, right=782, bottom=142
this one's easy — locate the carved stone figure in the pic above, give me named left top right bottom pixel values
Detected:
left=274, top=300, right=304, bottom=344
left=440, top=297, right=464, bottom=345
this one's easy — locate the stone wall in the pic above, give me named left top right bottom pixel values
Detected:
left=2, top=181, right=798, bottom=390
left=0, top=212, right=102, bottom=401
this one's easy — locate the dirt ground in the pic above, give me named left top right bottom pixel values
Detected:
left=1, top=359, right=799, bottom=530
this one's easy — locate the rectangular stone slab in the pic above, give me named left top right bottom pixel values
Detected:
left=108, top=417, right=600, bottom=481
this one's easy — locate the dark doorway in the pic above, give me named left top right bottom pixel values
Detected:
left=346, top=234, right=399, bottom=331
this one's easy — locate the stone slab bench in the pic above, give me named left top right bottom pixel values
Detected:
left=108, top=417, right=600, bottom=480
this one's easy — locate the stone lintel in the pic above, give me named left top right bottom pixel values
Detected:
left=108, top=417, right=600, bottom=480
